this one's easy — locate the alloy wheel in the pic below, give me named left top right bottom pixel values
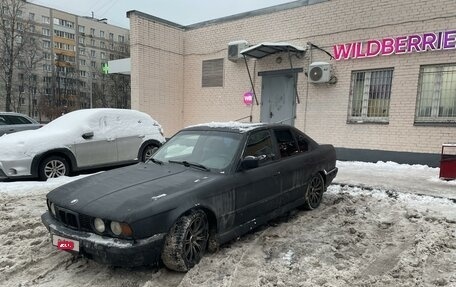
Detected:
left=183, top=215, right=208, bottom=263
left=44, top=160, right=67, bottom=178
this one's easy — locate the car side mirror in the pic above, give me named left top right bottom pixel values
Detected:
left=82, top=131, right=94, bottom=139
left=241, top=156, right=260, bottom=170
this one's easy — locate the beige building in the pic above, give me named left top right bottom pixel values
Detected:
left=127, top=0, right=456, bottom=166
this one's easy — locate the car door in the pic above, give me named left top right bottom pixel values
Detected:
left=233, top=129, right=282, bottom=226
left=73, top=114, right=118, bottom=167
left=272, top=128, right=314, bottom=207
left=116, top=113, right=145, bottom=162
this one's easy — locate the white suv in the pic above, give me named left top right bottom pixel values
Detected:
left=0, top=109, right=165, bottom=180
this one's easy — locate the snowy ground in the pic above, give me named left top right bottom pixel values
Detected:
left=0, top=161, right=455, bottom=287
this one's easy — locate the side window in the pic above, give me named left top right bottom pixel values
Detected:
left=0, top=116, right=7, bottom=125
left=273, top=129, right=299, bottom=158
left=244, top=130, right=274, bottom=159
left=5, top=115, right=32, bottom=124
left=296, top=133, right=309, bottom=153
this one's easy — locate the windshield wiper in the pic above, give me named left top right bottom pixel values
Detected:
left=146, top=158, right=163, bottom=165
left=168, top=160, right=210, bottom=171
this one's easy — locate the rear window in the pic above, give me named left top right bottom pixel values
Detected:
left=273, top=129, right=299, bottom=158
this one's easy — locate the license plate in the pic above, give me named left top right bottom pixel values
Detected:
left=52, top=234, right=80, bottom=252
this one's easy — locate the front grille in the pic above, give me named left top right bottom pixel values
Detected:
left=56, top=207, right=80, bottom=229
left=53, top=205, right=92, bottom=232
left=79, top=214, right=93, bottom=231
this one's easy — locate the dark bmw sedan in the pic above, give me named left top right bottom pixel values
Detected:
left=41, top=122, right=338, bottom=271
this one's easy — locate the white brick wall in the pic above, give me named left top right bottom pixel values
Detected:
left=130, top=0, right=456, bottom=154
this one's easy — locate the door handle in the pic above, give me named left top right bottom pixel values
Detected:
left=138, top=135, right=145, bottom=138
left=107, top=138, right=115, bottom=142
left=274, top=171, right=281, bottom=176
left=270, top=111, right=273, bottom=118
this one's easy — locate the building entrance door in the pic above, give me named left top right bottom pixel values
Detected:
left=260, top=73, right=297, bottom=125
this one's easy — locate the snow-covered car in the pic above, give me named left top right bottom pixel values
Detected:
left=0, top=108, right=165, bottom=181
left=41, top=122, right=338, bottom=271
left=0, top=112, right=42, bottom=136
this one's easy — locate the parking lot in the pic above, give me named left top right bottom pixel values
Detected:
left=1, top=161, right=455, bottom=287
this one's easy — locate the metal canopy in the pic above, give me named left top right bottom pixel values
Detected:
left=240, top=42, right=306, bottom=59
left=241, top=42, right=305, bottom=108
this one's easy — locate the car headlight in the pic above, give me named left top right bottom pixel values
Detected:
left=110, top=221, right=133, bottom=237
left=50, top=203, right=56, bottom=217
left=94, top=218, right=105, bottom=233
left=110, top=221, right=122, bottom=236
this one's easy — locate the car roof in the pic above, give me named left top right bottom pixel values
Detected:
left=183, top=122, right=293, bottom=133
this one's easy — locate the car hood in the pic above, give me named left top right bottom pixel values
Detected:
left=47, top=162, right=219, bottom=222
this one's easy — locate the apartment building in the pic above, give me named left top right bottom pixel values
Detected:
left=0, top=1, right=130, bottom=120
left=127, top=0, right=456, bottom=166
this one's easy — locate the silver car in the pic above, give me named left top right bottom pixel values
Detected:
left=0, top=112, right=42, bottom=136
left=0, top=109, right=165, bottom=180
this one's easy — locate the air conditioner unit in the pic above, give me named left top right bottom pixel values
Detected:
left=228, top=40, right=249, bottom=62
left=308, top=62, right=331, bottom=83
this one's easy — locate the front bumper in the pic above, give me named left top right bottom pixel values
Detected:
left=0, top=158, right=34, bottom=180
left=41, top=212, right=166, bottom=267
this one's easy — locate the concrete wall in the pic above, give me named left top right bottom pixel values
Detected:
left=128, top=0, right=456, bottom=159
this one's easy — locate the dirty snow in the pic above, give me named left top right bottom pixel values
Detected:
left=0, top=161, right=455, bottom=287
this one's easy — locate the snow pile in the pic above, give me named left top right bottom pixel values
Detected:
left=0, top=161, right=455, bottom=287
left=335, top=160, right=456, bottom=199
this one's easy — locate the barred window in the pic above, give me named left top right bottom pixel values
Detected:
left=348, top=69, right=393, bottom=123
left=202, top=59, right=224, bottom=87
left=416, top=64, right=456, bottom=123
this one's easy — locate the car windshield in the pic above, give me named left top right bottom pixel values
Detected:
left=153, top=130, right=242, bottom=171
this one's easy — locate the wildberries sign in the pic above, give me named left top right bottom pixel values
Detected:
left=333, top=30, right=456, bottom=60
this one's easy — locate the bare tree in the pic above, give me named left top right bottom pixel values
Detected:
left=0, top=0, right=33, bottom=112
left=108, top=73, right=130, bottom=108
left=18, top=33, right=43, bottom=116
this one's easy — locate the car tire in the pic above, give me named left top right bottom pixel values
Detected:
left=141, top=144, right=159, bottom=162
left=302, top=173, right=325, bottom=210
left=38, top=156, right=70, bottom=181
left=161, top=210, right=209, bottom=272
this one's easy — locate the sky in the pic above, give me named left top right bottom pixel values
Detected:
left=30, top=0, right=297, bottom=29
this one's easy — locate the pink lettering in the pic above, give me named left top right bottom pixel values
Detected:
left=355, top=42, right=366, bottom=58
left=422, top=33, right=437, bottom=51
left=366, top=40, right=381, bottom=57
left=332, top=30, right=456, bottom=60
left=381, top=38, right=395, bottom=56
left=443, top=30, right=456, bottom=49
left=333, top=43, right=354, bottom=60
left=437, top=32, right=443, bottom=49
left=395, top=36, right=408, bottom=54
left=407, top=35, right=422, bottom=53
